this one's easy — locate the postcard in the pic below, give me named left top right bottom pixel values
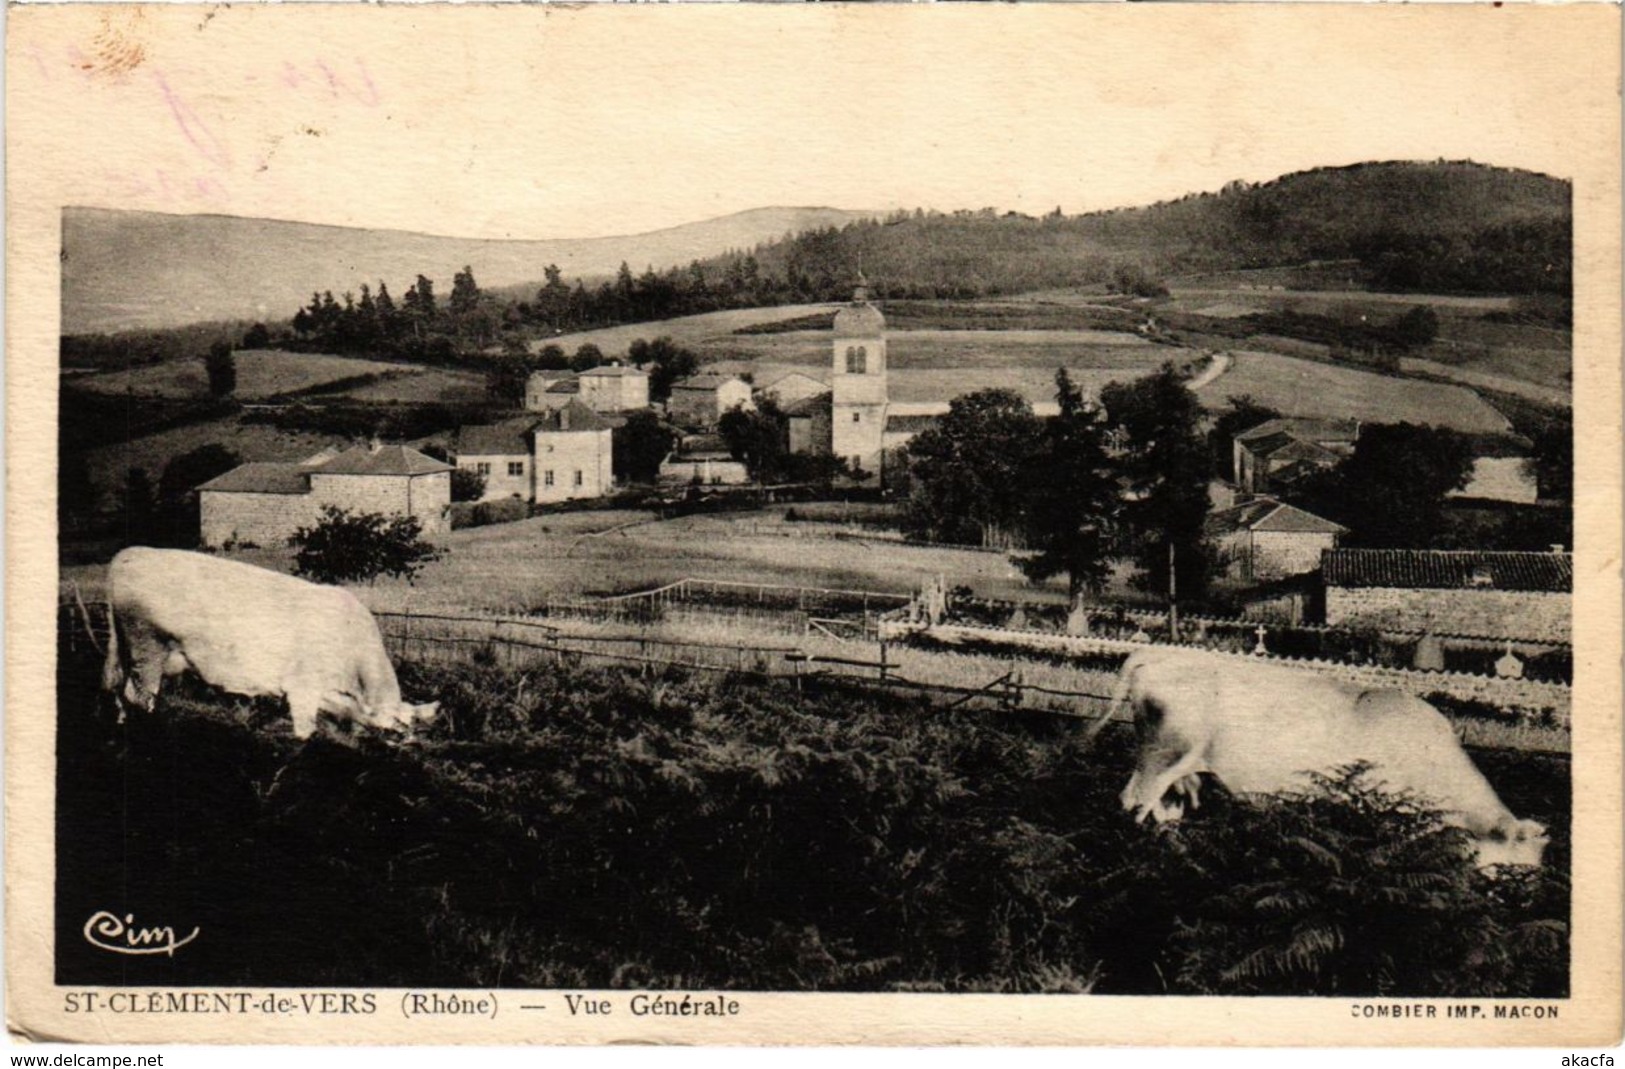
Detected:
left=7, top=2, right=1621, bottom=1047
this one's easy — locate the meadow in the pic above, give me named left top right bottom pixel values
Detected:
left=1196, top=350, right=1512, bottom=433
left=70, top=350, right=421, bottom=400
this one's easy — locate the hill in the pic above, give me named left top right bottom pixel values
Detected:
left=717, top=161, right=1571, bottom=301
left=61, top=206, right=887, bottom=334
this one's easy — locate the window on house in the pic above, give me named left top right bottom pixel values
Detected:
left=852, top=412, right=861, bottom=423
left=475, top=462, right=492, bottom=476
left=574, top=470, right=584, bottom=487
left=845, top=346, right=867, bottom=374
left=544, top=470, right=555, bottom=487
left=507, top=461, right=524, bottom=477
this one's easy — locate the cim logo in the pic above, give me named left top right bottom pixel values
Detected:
left=83, top=911, right=200, bottom=957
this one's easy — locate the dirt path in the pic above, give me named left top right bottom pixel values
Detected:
left=1186, top=349, right=1233, bottom=390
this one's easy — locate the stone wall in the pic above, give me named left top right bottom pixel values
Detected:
left=199, top=491, right=317, bottom=548
left=1326, top=585, right=1570, bottom=643
left=881, top=620, right=1571, bottom=724
left=309, top=472, right=450, bottom=536
left=580, top=373, right=648, bottom=413
left=1220, top=530, right=1335, bottom=581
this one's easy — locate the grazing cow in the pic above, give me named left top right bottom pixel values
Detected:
left=1097, top=647, right=1548, bottom=869
left=102, top=547, right=437, bottom=739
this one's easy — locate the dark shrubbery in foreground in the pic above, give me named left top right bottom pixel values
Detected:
left=57, top=647, right=1568, bottom=994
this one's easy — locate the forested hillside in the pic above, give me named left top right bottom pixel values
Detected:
left=718, top=161, right=1571, bottom=301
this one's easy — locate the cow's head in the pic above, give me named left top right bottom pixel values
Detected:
left=374, top=699, right=440, bottom=734
left=1471, top=816, right=1549, bottom=870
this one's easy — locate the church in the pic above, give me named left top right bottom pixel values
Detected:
left=782, top=277, right=933, bottom=486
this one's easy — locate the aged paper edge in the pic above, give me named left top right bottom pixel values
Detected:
left=6, top=2, right=1622, bottom=1047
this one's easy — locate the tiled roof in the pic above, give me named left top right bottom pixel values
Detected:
left=672, top=373, right=743, bottom=392
left=546, top=378, right=581, bottom=395
left=314, top=443, right=453, bottom=476
left=196, top=462, right=311, bottom=495
left=783, top=392, right=832, bottom=418
left=1323, top=549, right=1571, bottom=593
left=1205, top=498, right=1346, bottom=537
left=763, top=372, right=827, bottom=390
left=1265, top=437, right=1344, bottom=466
left=457, top=418, right=541, bottom=457
left=884, top=413, right=941, bottom=435
left=532, top=399, right=614, bottom=433
left=580, top=364, right=646, bottom=378
left=1236, top=417, right=1360, bottom=445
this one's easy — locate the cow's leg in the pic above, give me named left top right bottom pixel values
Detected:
left=287, top=690, right=322, bottom=741
left=1127, top=746, right=1208, bottom=824
left=120, top=626, right=170, bottom=715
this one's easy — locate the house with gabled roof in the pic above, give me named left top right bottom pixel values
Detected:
left=525, top=371, right=580, bottom=412
left=669, top=372, right=755, bottom=429
left=1233, top=417, right=1359, bottom=494
left=197, top=441, right=452, bottom=549
left=455, top=400, right=615, bottom=505
left=578, top=362, right=650, bottom=413
left=1322, top=547, right=1571, bottom=642
left=757, top=371, right=829, bottom=410
left=1204, top=497, right=1347, bottom=581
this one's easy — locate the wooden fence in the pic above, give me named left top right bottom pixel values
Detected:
left=369, top=609, right=1118, bottom=722
left=57, top=601, right=1570, bottom=754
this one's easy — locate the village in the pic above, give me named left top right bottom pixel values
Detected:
left=180, top=275, right=1573, bottom=722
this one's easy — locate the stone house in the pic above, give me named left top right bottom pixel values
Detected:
left=1205, top=498, right=1347, bottom=581
left=525, top=371, right=580, bottom=412
left=758, top=371, right=829, bottom=410
left=198, top=442, right=452, bottom=549
left=577, top=363, right=650, bottom=413
left=1233, top=417, right=1359, bottom=494
left=1322, top=547, right=1571, bottom=642
left=455, top=400, right=615, bottom=505
left=668, top=373, right=755, bottom=429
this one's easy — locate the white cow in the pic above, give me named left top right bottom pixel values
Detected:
left=102, top=547, right=438, bottom=739
left=1098, top=646, right=1548, bottom=869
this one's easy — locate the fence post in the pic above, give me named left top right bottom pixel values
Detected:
left=879, top=639, right=889, bottom=681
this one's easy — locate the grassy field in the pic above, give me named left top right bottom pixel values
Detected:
left=536, top=304, right=841, bottom=356
left=1161, top=285, right=1572, bottom=397
left=1197, top=350, right=1512, bottom=433
left=1166, top=287, right=1523, bottom=316
left=62, top=507, right=1072, bottom=614
left=361, top=508, right=1068, bottom=615
left=70, top=350, right=418, bottom=400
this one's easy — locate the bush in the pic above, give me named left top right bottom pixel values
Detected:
left=450, top=467, right=486, bottom=503
left=288, top=505, right=440, bottom=584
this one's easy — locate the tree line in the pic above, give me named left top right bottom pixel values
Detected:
left=896, top=364, right=1212, bottom=602
left=893, top=365, right=1574, bottom=607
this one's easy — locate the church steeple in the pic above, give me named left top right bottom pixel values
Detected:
left=831, top=266, right=887, bottom=482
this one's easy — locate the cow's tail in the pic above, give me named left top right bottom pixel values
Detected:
left=1083, top=654, right=1139, bottom=747
left=69, top=580, right=104, bottom=658
left=99, top=598, right=122, bottom=696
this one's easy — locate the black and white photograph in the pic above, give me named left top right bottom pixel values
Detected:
left=9, top=2, right=1621, bottom=1048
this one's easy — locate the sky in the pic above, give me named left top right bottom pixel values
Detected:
left=8, top=5, right=1610, bottom=241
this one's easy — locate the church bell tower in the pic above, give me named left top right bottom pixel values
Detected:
left=830, top=275, right=887, bottom=481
